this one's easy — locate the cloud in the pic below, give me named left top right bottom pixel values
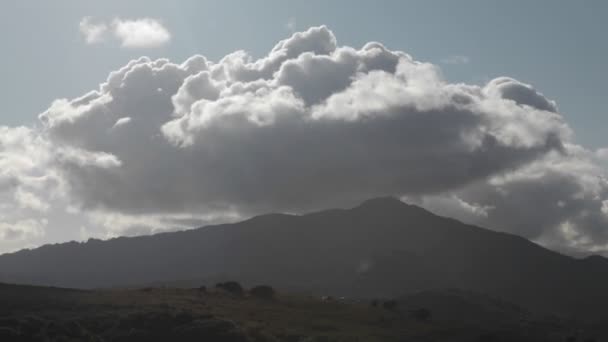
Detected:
left=78, top=17, right=170, bottom=48
left=0, top=219, right=46, bottom=241
left=79, top=17, right=108, bottom=44
left=43, top=27, right=568, bottom=218
left=112, top=18, right=171, bottom=48
left=0, top=126, right=60, bottom=252
left=286, top=17, right=297, bottom=32
left=485, top=77, right=558, bottom=113
left=441, top=55, right=470, bottom=65
left=15, top=189, right=50, bottom=212
left=411, top=145, right=608, bottom=256
left=1, top=26, right=607, bottom=256
left=86, top=209, right=240, bottom=238
left=597, top=147, right=608, bottom=161
left=112, top=117, right=131, bottom=129
left=0, top=218, right=47, bottom=254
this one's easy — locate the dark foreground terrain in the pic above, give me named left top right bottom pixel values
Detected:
left=0, top=283, right=603, bottom=342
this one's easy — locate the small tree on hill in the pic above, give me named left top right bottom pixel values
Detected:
left=249, top=285, right=276, bottom=300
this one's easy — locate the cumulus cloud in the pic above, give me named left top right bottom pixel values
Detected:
left=78, top=17, right=170, bottom=48
left=112, top=18, right=171, bottom=48
left=2, top=26, right=607, bottom=256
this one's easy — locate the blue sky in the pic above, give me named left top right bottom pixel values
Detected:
left=2, top=0, right=607, bottom=147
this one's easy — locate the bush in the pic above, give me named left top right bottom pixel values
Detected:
left=250, top=285, right=276, bottom=300
left=215, top=281, right=244, bottom=296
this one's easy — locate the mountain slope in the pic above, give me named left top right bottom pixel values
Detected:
left=0, top=197, right=606, bottom=320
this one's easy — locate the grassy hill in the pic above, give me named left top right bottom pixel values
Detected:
left=0, top=283, right=602, bottom=342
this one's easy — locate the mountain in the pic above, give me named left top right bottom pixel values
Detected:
left=1, top=197, right=607, bottom=321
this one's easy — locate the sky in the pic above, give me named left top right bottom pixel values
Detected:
left=0, top=1, right=607, bottom=256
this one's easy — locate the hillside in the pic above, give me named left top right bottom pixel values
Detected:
left=0, top=283, right=600, bottom=342
left=1, top=197, right=607, bottom=321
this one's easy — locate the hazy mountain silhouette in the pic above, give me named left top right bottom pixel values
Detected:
left=1, top=197, right=607, bottom=321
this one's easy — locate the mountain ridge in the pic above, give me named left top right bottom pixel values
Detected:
left=1, top=197, right=607, bottom=321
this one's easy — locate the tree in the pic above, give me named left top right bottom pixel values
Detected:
left=215, top=281, right=244, bottom=296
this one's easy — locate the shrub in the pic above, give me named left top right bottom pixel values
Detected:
left=198, top=285, right=207, bottom=293
left=250, top=285, right=276, bottom=300
left=215, top=281, right=244, bottom=296
left=370, top=299, right=379, bottom=307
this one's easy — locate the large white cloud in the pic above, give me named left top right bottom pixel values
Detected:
left=1, top=26, right=607, bottom=256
